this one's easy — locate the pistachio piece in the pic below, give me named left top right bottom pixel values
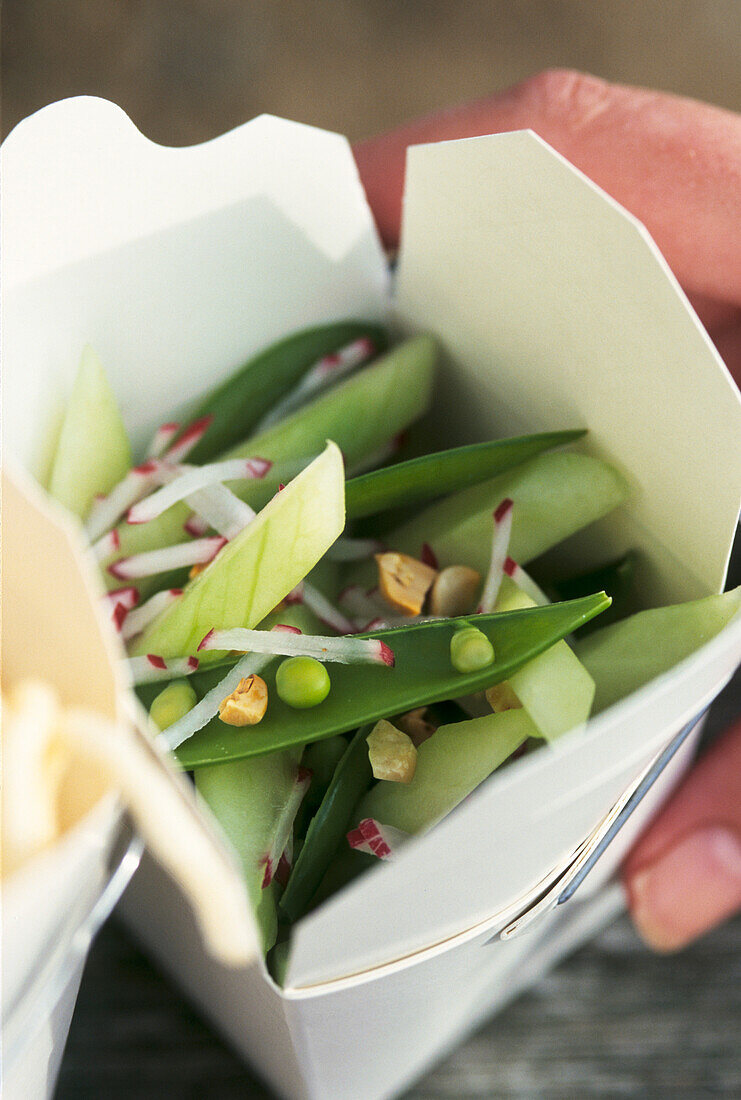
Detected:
left=485, top=681, right=523, bottom=713
left=218, top=675, right=269, bottom=726
left=375, top=551, right=437, bottom=616
left=395, top=706, right=436, bottom=747
left=367, top=719, right=417, bottom=783
left=429, top=564, right=481, bottom=617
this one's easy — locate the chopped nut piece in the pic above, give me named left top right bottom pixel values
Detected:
left=189, top=562, right=207, bottom=580
left=429, top=565, right=481, bottom=617
left=367, top=719, right=417, bottom=783
left=485, top=681, right=523, bottom=713
left=375, top=551, right=437, bottom=616
left=218, top=675, right=269, bottom=726
left=395, top=706, right=437, bottom=747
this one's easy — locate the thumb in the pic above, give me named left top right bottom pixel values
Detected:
left=622, top=714, right=741, bottom=951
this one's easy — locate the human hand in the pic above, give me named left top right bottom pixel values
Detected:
left=352, top=70, right=741, bottom=948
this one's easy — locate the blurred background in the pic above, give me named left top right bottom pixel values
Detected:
left=5, top=3, right=740, bottom=1098
left=4, top=0, right=741, bottom=146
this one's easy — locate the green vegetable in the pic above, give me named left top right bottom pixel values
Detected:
left=351, top=452, right=629, bottom=582
left=149, top=680, right=197, bottom=730
left=276, top=656, right=331, bottom=709
left=103, top=335, right=436, bottom=595
left=294, top=734, right=349, bottom=839
left=450, top=626, right=495, bottom=673
left=577, top=587, right=741, bottom=714
left=183, top=321, right=388, bottom=463
left=355, top=707, right=537, bottom=834
left=129, top=444, right=345, bottom=658
left=281, top=726, right=374, bottom=922
left=494, top=576, right=596, bottom=741
left=195, top=747, right=303, bottom=952
left=48, top=346, right=131, bottom=519
left=345, top=430, right=585, bottom=520
left=176, top=593, right=611, bottom=767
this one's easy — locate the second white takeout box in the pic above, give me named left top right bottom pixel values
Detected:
left=3, top=98, right=740, bottom=1099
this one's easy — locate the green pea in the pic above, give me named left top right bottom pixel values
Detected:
left=149, top=679, right=197, bottom=730
left=450, top=626, right=495, bottom=674
left=276, top=656, right=331, bottom=709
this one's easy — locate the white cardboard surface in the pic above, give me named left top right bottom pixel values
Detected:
left=4, top=99, right=741, bottom=1099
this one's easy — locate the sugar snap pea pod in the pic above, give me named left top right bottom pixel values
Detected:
left=281, top=725, right=374, bottom=922
left=195, top=747, right=304, bottom=952
left=181, top=321, right=388, bottom=463
left=176, top=593, right=610, bottom=767
left=577, top=586, right=741, bottom=714
left=129, top=444, right=344, bottom=658
left=345, top=430, right=585, bottom=521
left=294, top=735, right=349, bottom=838
left=346, top=452, right=629, bottom=589
left=549, top=551, right=637, bottom=633
left=103, top=337, right=435, bottom=594
left=354, top=707, right=537, bottom=835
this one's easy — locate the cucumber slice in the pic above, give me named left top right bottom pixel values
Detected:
left=195, top=747, right=303, bottom=952
left=48, top=346, right=131, bottom=519
left=129, top=443, right=344, bottom=658
left=495, top=576, right=596, bottom=741
left=103, top=337, right=436, bottom=594
left=365, top=452, right=629, bottom=580
left=354, top=707, right=537, bottom=835
left=184, top=321, right=388, bottom=463
left=577, top=587, right=741, bottom=713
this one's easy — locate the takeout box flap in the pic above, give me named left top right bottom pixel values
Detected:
left=395, top=129, right=741, bottom=603
left=2, top=99, right=388, bottom=472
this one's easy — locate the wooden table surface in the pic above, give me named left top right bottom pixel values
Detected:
left=55, top=673, right=741, bottom=1100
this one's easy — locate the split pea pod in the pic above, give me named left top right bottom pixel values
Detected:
left=280, top=725, right=374, bottom=923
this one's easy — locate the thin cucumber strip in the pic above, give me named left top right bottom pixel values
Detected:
left=349, top=452, right=630, bottom=584
left=176, top=593, right=611, bottom=767
left=48, top=346, right=131, bottom=520
left=281, top=725, right=374, bottom=922
left=577, top=586, right=741, bottom=714
left=195, top=747, right=303, bottom=952
left=129, top=444, right=345, bottom=658
left=354, top=707, right=537, bottom=835
left=494, top=575, right=596, bottom=741
left=345, top=430, right=585, bottom=520
left=183, top=321, right=388, bottom=463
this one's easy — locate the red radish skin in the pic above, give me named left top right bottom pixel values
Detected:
left=347, top=818, right=411, bottom=860
left=184, top=514, right=209, bottom=537
left=162, top=415, right=214, bottom=464
left=146, top=421, right=181, bottom=459
left=420, top=543, right=439, bottom=570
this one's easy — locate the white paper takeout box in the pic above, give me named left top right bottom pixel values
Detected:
left=1, top=467, right=141, bottom=1100
left=3, top=98, right=741, bottom=1100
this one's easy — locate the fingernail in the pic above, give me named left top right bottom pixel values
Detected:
left=628, top=825, right=741, bottom=952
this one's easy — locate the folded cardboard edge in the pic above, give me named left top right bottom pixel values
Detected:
left=395, top=129, right=741, bottom=600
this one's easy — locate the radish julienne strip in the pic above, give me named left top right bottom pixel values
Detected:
left=127, top=458, right=271, bottom=525
left=127, top=654, right=200, bottom=685
left=198, top=626, right=394, bottom=667
left=109, top=535, right=226, bottom=580
left=478, top=498, right=514, bottom=613
left=121, top=588, right=184, bottom=641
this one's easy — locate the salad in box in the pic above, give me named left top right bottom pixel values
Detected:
left=3, top=98, right=741, bottom=1091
